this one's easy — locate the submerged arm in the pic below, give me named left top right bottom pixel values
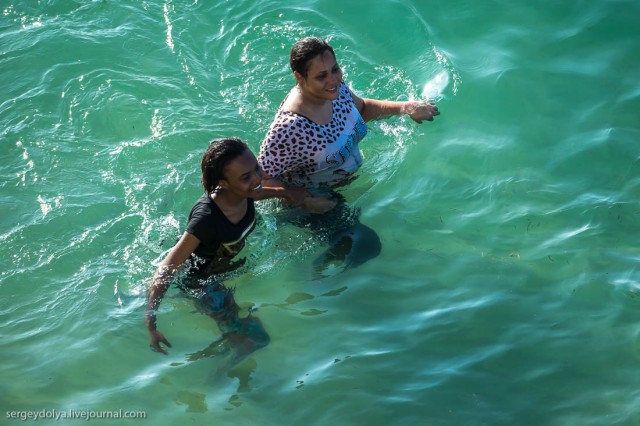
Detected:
left=252, top=174, right=336, bottom=214
left=145, top=231, right=200, bottom=354
left=250, top=175, right=309, bottom=204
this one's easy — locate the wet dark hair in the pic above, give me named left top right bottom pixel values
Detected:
left=289, top=36, right=336, bottom=78
left=201, top=137, right=249, bottom=195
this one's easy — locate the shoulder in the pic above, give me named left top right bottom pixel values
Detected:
left=338, top=81, right=353, bottom=100
left=337, top=81, right=364, bottom=114
left=189, top=194, right=213, bottom=215
left=263, top=110, right=309, bottom=144
left=187, top=194, right=219, bottom=227
left=269, top=110, right=302, bottom=130
left=186, top=195, right=222, bottom=241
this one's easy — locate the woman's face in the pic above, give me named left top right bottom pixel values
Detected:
left=219, top=150, right=262, bottom=198
left=297, top=50, right=342, bottom=101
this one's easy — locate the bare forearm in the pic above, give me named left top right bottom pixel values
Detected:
left=361, top=98, right=439, bottom=124
left=361, top=99, right=406, bottom=122
left=254, top=177, right=310, bottom=205
left=252, top=178, right=296, bottom=201
left=145, top=281, right=169, bottom=330
left=254, top=176, right=336, bottom=213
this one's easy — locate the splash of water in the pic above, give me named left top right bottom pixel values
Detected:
left=421, top=70, right=449, bottom=101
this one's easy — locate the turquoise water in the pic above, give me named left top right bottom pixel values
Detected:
left=1, top=0, right=639, bottom=424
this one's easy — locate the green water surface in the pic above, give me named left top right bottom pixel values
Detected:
left=1, top=1, right=639, bottom=425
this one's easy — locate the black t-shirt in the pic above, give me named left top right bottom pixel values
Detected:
left=185, top=193, right=256, bottom=276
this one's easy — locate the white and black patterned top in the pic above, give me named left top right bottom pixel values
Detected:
left=258, top=81, right=368, bottom=189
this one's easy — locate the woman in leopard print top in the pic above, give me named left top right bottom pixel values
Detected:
left=259, top=81, right=366, bottom=189
left=258, top=36, right=440, bottom=208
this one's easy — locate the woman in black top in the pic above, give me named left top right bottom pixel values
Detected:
left=145, top=137, right=280, bottom=370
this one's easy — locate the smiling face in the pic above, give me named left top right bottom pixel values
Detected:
left=295, top=50, right=342, bottom=102
left=218, top=149, right=262, bottom=199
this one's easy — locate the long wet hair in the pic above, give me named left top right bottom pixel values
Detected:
left=289, top=36, right=336, bottom=78
left=201, top=137, right=248, bottom=195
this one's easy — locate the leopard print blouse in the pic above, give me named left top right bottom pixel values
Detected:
left=258, top=81, right=368, bottom=188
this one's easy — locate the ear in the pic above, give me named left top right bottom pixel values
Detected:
left=293, top=70, right=304, bottom=86
left=217, top=179, right=229, bottom=190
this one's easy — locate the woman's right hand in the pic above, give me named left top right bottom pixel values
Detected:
left=303, top=196, right=337, bottom=214
left=404, top=101, right=440, bottom=123
left=149, top=329, right=172, bottom=355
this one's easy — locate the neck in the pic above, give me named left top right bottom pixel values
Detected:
left=210, top=190, right=249, bottom=225
left=210, top=190, right=246, bottom=209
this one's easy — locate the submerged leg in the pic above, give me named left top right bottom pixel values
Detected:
left=186, top=335, right=230, bottom=362
left=190, top=284, right=270, bottom=370
left=216, top=316, right=271, bottom=374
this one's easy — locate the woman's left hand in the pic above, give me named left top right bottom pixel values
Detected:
left=404, top=101, right=440, bottom=124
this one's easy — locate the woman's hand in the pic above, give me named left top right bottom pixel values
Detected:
left=404, top=101, right=440, bottom=124
left=149, top=329, right=172, bottom=355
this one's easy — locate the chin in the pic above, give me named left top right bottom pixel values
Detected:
left=327, top=90, right=339, bottom=99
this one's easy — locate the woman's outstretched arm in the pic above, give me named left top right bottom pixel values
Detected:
left=352, top=92, right=440, bottom=124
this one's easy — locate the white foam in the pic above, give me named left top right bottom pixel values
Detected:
left=421, top=71, right=449, bottom=100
